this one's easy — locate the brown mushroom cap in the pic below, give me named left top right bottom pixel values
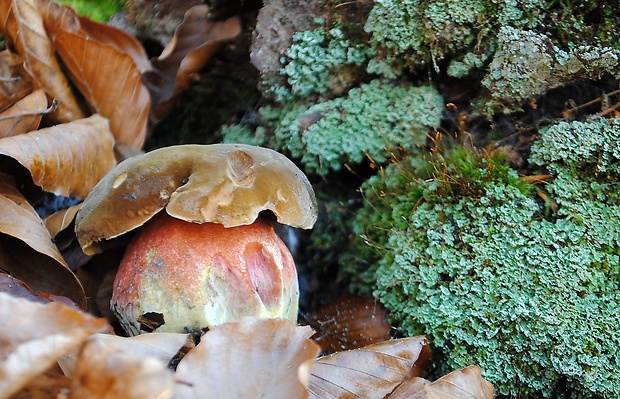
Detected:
left=75, top=144, right=317, bottom=255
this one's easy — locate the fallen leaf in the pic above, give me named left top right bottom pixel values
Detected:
left=145, top=5, right=241, bottom=123
left=44, top=203, right=81, bottom=240
left=388, top=366, right=495, bottom=399
left=0, top=272, right=49, bottom=304
left=0, top=114, right=115, bottom=199
left=53, top=21, right=151, bottom=150
left=0, top=0, right=87, bottom=122
left=0, top=50, right=34, bottom=111
left=0, top=172, right=86, bottom=308
left=64, top=334, right=175, bottom=399
left=174, top=317, right=320, bottom=399
left=307, top=336, right=430, bottom=399
left=0, top=292, right=109, bottom=399
left=304, top=293, right=392, bottom=353
left=0, top=89, right=49, bottom=137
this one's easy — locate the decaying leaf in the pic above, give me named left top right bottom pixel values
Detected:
left=65, top=334, right=175, bottom=399
left=304, top=293, right=392, bottom=353
left=76, top=144, right=318, bottom=255
left=307, top=336, right=430, bottom=399
left=0, top=172, right=86, bottom=308
left=145, top=5, right=241, bottom=123
left=388, top=365, right=495, bottom=399
left=44, top=203, right=81, bottom=240
left=0, top=292, right=109, bottom=399
left=0, top=89, right=49, bottom=137
left=0, top=0, right=86, bottom=122
left=0, top=114, right=115, bottom=199
left=174, top=317, right=320, bottom=399
left=0, top=272, right=49, bottom=304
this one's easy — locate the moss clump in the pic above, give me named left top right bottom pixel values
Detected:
left=274, top=21, right=373, bottom=102
left=364, top=0, right=545, bottom=75
left=274, top=79, right=444, bottom=176
left=58, top=0, right=125, bottom=22
left=344, top=118, right=620, bottom=397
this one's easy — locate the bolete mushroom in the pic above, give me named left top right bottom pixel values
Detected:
left=75, top=144, right=317, bottom=336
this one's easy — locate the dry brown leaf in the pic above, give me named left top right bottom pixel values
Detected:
left=174, top=317, right=320, bottom=399
left=304, top=294, right=392, bottom=353
left=0, top=272, right=49, bottom=304
left=388, top=366, right=495, bottom=399
left=307, top=336, right=430, bottom=399
left=0, top=114, right=115, bottom=199
left=59, top=332, right=193, bottom=377
left=9, top=365, right=71, bottom=399
left=146, top=5, right=241, bottom=123
left=53, top=27, right=150, bottom=150
left=0, top=292, right=109, bottom=399
left=0, top=88, right=49, bottom=136
left=64, top=334, right=175, bottom=399
left=0, top=172, right=86, bottom=308
left=44, top=203, right=81, bottom=239
left=0, top=50, right=34, bottom=111
left=0, top=0, right=86, bottom=123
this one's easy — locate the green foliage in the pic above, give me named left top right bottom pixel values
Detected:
left=275, top=22, right=372, bottom=101
left=57, top=0, right=125, bottom=22
left=345, top=119, right=620, bottom=397
left=274, top=79, right=444, bottom=176
left=364, top=0, right=545, bottom=75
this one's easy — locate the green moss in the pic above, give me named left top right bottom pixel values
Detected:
left=364, top=0, right=545, bottom=75
left=275, top=21, right=372, bottom=102
left=344, top=119, right=620, bottom=397
left=57, top=0, right=125, bottom=22
left=274, top=79, right=444, bottom=176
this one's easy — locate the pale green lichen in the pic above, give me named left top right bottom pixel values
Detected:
left=274, top=79, right=444, bottom=176
left=482, top=27, right=620, bottom=113
left=275, top=22, right=372, bottom=102
left=343, top=118, right=620, bottom=397
left=364, top=0, right=544, bottom=74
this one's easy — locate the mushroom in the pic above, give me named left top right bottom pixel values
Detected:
left=75, top=144, right=317, bottom=336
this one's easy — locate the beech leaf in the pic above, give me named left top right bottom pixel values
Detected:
left=0, top=172, right=86, bottom=308
left=53, top=27, right=150, bottom=150
left=304, top=293, right=392, bottom=353
left=0, top=0, right=86, bottom=122
left=388, top=366, right=495, bottom=399
left=146, top=5, right=241, bottom=122
left=0, top=50, right=34, bottom=111
left=307, top=336, right=430, bottom=399
left=174, top=317, right=320, bottom=399
left=64, top=334, right=175, bottom=399
left=0, top=89, right=49, bottom=137
left=0, top=114, right=115, bottom=199
left=0, top=292, right=109, bottom=399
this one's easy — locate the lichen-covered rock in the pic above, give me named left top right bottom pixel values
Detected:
left=274, top=79, right=444, bottom=175
left=482, top=27, right=620, bottom=113
left=343, top=118, right=620, bottom=397
left=364, top=0, right=544, bottom=75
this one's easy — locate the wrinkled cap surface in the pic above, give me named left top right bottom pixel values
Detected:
left=75, top=144, right=317, bottom=255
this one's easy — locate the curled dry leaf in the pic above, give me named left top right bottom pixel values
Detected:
left=65, top=334, right=175, bottom=399
left=0, top=292, right=109, bottom=399
left=145, top=5, right=242, bottom=123
left=44, top=203, right=81, bottom=240
left=0, top=89, right=49, bottom=137
left=304, top=293, right=392, bottom=353
left=53, top=22, right=151, bottom=150
left=0, top=50, right=34, bottom=111
left=59, top=332, right=194, bottom=377
left=307, top=336, right=431, bottom=399
left=174, top=317, right=320, bottom=399
left=0, top=0, right=86, bottom=122
left=76, top=144, right=318, bottom=255
left=0, top=114, right=115, bottom=199
left=388, top=365, right=495, bottom=399
left=0, top=172, right=86, bottom=308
